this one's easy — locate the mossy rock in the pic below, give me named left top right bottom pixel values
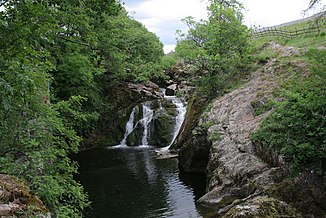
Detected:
left=126, top=124, right=143, bottom=146
left=149, top=108, right=175, bottom=147
left=223, top=198, right=301, bottom=218
left=268, top=172, right=326, bottom=217
left=0, top=174, right=49, bottom=217
left=171, top=92, right=208, bottom=150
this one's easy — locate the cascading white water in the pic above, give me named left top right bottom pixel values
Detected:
left=115, top=90, right=186, bottom=149
left=119, top=107, right=136, bottom=147
left=169, top=97, right=186, bottom=147
left=158, top=94, right=186, bottom=151
left=141, top=102, right=154, bottom=147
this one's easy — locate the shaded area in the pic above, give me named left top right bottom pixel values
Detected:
left=74, top=147, right=207, bottom=218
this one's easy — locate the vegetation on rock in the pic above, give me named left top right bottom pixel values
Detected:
left=252, top=49, right=326, bottom=173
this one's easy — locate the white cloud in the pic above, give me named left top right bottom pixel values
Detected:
left=164, top=44, right=176, bottom=54
left=129, top=0, right=208, bottom=21
left=126, top=0, right=208, bottom=45
left=241, top=0, right=315, bottom=28
left=124, top=0, right=326, bottom=53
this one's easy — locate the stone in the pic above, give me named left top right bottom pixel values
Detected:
left=0, top=174, right=50, bottom=217
left=150, top=108, right=175, bottom=147
left=156, top=149, right=179, bottom=160
left=222, top=197, right=301, bottom=218
left=165, top=84, right=178, bottom=96
left=171, top=93, right=210, bottom=173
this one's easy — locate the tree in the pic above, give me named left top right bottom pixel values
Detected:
left=96, top=11, right=164, bottom=82
left=0, top=0, right=166, bottom=216
left=175, top=0, right=250, bottom=97
left=0, top=0, right=95, bottom=216
left=308, top=0, right=323, bottom=9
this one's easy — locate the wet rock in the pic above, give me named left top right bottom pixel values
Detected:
left=150, top=107, right=175, bottom=147
left=171, top=93, right=210, bottom=173
left=0, top=174, right=50, bottom=218
left=83, top=81, right=163, bottom=149
left=124, top=99, right=177, bottom=147
left=165, top=84, right=177, bottom=96
left=156, top=149, right=178, bottom=160
left=222, top=197, right=301, bottom=218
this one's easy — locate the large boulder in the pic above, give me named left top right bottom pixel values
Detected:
left=223, top=197, right=301, bottom=218
left=170, top=93, right=210, bottom=173
left=150, top=107, right=175, bottom=147
left=165, top=84, right=177, bottom=96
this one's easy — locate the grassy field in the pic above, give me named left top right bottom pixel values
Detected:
left=251, top=14, right=326, bottom=49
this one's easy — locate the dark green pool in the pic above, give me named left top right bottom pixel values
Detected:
left=75, top=147, right=207, bottom=218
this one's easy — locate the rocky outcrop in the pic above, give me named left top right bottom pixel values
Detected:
left=171, top=93, right=210, bottom=173
left=0, top=174, right=50, bottom=218
left=198, top=63, right=281, bottom=211
left=127, top=81, right=163, bottom=99
left=190, top=43, right=325, bottom=216
left=223, top=197, right=301, bottom=218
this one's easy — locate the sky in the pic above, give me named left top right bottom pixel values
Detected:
left=123, top=0, right=325, bottom=53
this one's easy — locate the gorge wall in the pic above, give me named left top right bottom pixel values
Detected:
left=174, top=43, right=326, bottom=217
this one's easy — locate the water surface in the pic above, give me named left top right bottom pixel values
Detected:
left=75, top=147, right=207, bottom=218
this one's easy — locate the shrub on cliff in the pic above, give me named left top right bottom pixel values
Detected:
left=252, top=49, right=326, bottom=174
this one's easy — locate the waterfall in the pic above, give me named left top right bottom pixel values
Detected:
left=140, top=102, right=154, bottom=147
left=119, top=107, right=136, bottom=147
left=115, top=91, right=186, bottom=150
left=169, top=97, right=186, bottom=147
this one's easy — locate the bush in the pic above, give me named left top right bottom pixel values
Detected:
left=252, top=49, right=326, bottom=173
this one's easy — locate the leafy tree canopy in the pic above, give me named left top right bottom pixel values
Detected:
left=0, top=0, right=164, bottom=216
left=175, top=0, right=250, bottom=97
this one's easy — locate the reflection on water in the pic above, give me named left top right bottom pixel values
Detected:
left=75, top=147, right=207, bottom=218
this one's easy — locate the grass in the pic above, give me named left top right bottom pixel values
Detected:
left=251, top=16, right=326, bottom=50
left=278, top=18, right=324, bottom=31
left=285, top=33, right=326, bottom=48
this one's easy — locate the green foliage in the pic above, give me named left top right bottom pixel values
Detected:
left=161, top=53, right=177, bottom=70
left=175, top=0, right=251, bottom=98
left=252, top=49, right=326, bottom=173
left=208, top=130, right=222, bottom=142
left=54, top=96, right=100, bottom=137
left=255, top=49, right=279, bottom=64
left=97, top=11, right=164, bottom=82
left=0, top=0, right=165, bottom=217
left=251, top=99, right=275, bottom=116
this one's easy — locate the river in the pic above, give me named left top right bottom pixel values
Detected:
left=75, top=147, right=208, bottom=218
